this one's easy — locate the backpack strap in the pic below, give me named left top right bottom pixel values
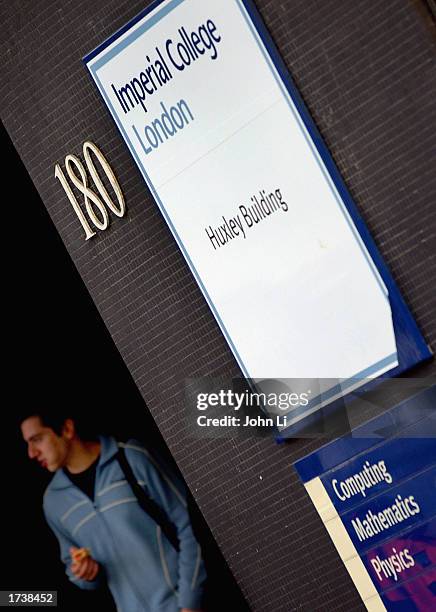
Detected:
left=116, top=447, right=180, bottom=552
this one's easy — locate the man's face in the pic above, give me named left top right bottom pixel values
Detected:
left=21, top=416, right=70, bottom=472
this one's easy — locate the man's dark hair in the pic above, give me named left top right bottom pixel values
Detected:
left=18, top=406, right=98, bottom=441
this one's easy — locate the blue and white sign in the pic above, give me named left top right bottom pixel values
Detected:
left=85, top=0, right=430, bottom=430
left=295, top=386, right=436, bottom=611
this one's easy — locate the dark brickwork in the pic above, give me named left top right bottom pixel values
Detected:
left=2, top=1, right=435, bottom=610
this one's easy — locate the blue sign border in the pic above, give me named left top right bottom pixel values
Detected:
left=84, top=0, right=432, bottom=433
left=294, top=385, right=436, bottom=483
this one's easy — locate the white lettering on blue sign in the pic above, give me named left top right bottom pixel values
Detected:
left=332, top=460, right=393, bottom=501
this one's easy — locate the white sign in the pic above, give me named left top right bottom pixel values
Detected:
left=86, top=0, right=398, bottom=428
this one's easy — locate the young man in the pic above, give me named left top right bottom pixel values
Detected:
left=20, top=410, right=205, bottom=612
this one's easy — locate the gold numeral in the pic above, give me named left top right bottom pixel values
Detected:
left=54, top=142, right=126, bottom=240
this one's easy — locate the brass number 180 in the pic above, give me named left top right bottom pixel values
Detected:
left=54, top=141, right=126, bottom=240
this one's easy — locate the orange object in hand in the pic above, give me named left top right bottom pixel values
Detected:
left=71, top=547, right=91, bottom=563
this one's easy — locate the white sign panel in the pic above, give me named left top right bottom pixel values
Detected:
left=86, top=0, right=398, bottom=427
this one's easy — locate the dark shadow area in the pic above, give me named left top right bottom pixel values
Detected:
left=2, top=125, right=249, bottom=611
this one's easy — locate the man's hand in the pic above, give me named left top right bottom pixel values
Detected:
left=70, top=546, right=99, bottom=581
left=180, top=609, right=203, bottom=612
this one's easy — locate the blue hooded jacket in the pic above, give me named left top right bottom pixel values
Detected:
left=43, top=437, right=206, bottom=611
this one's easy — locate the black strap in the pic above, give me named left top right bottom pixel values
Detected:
left=116, top=447, right=180, bottom=552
